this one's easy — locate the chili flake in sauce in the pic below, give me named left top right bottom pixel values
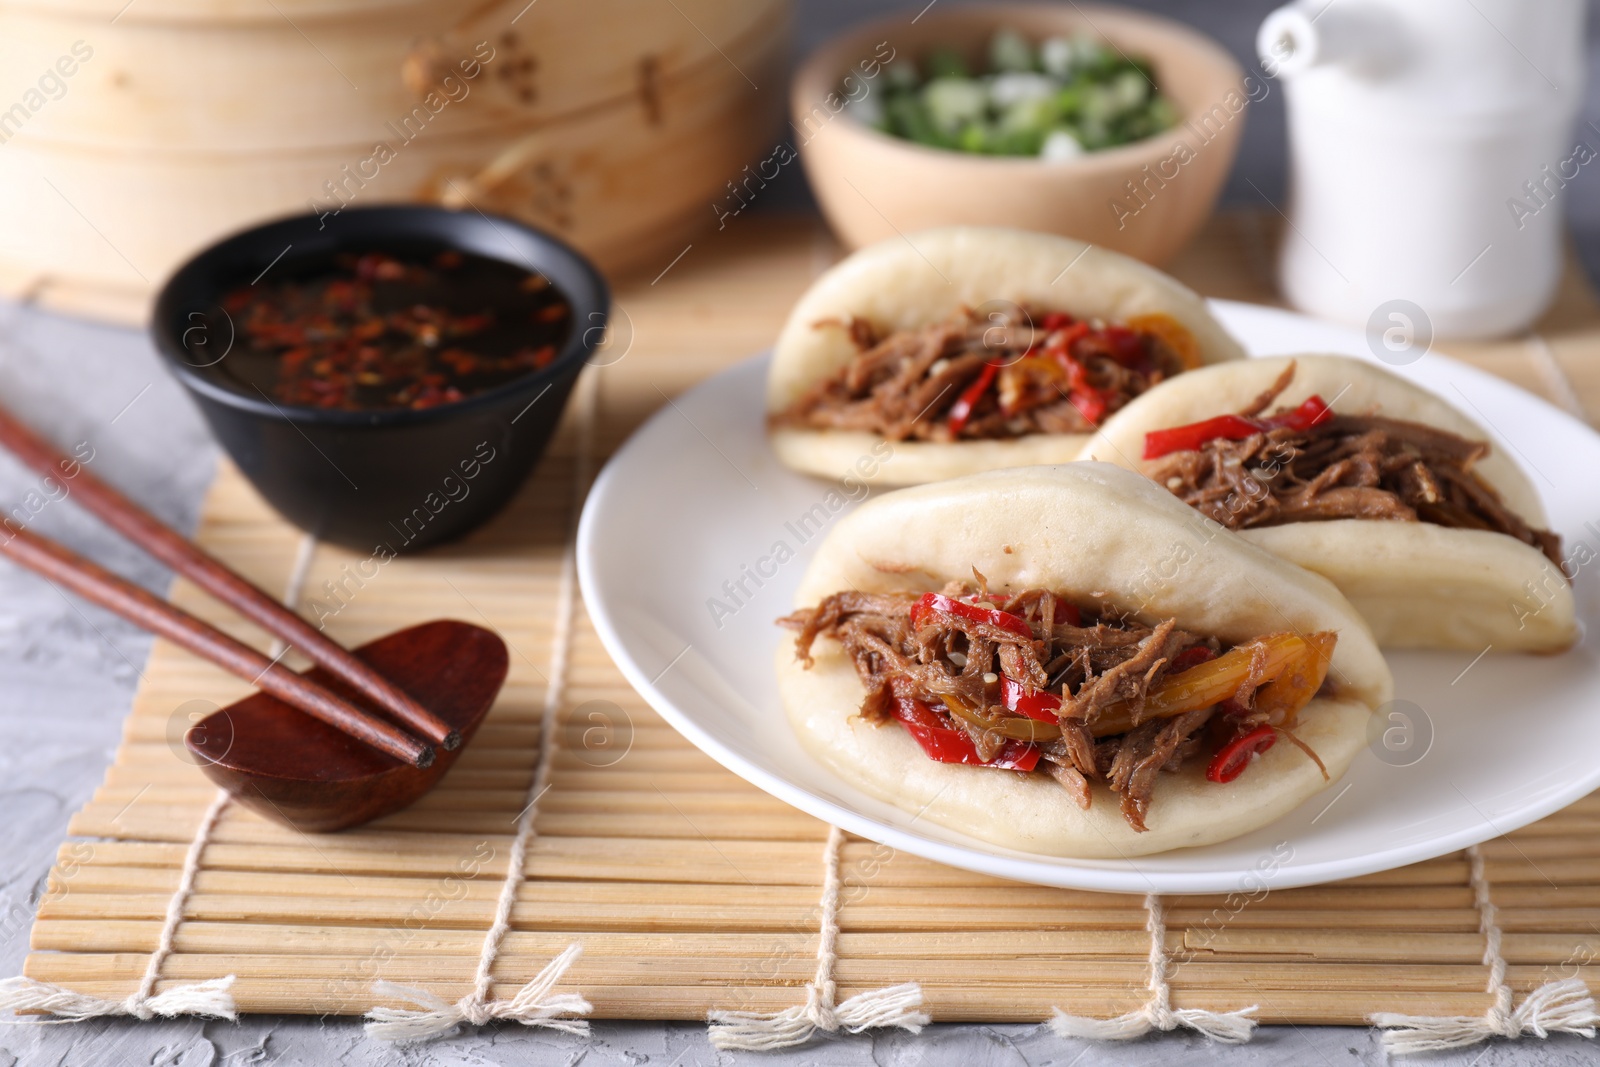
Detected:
left=216, top=247, right=571, bottom=411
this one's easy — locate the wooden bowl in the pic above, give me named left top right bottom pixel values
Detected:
left=792, top=3, right=1246, bottom=265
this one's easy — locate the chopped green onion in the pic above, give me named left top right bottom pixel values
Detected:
left=989, top=28, right=1035, bottom=73
left=845, top=28, right=1178, bottom=158
left=924, top=46, right=969, bottom=80
left=922, top=77, right=987, bottom=133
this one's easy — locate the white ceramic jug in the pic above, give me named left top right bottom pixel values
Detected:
left=1259, top=0, right=1586, bottom=339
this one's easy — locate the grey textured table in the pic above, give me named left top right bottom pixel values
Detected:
left=5, top=0, right=1600, bottom=1063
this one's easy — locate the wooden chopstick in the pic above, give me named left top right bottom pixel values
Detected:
left=0, top=406, right=458, bottom=750
left=0, top=522, right=433, bottom=769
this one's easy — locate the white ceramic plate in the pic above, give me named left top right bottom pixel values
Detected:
left=577, top=301, right=1600, bottom=893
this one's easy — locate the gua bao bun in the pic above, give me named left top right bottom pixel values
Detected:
left=777, top=463, right=1388, bottom=858
left=1080, top=354, right=1575, bottom=653
left=766, top=227, right=1245, bottom=487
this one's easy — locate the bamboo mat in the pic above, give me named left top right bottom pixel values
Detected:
left=19, top=212, right=1600, bottom=1027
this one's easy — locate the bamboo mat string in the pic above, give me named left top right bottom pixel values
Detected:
left=1374, top=844, right=1599, bottom=1054
left=267, top=533, right=318, bottom=659
left=0, top=521, right=320, bottom=1024
left=1050, top=893, right=1257, bottom=1043
left=0, top=790, right=237, bottom=1022
left=706, top=825, right=930, bottom=1050
left=365, top=370, right=600, bottom=1043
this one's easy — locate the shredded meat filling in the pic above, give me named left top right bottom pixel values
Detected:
left=780, top=581, right=1315, bottom=832
left=1147, top=377, right=1564, bottom=569
left=769, top=308, right=1192, bottom=442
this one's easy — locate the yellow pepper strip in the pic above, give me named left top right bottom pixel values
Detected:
left=940, top=694, right=1061, bottom=742
left=1090, top=632, right=1314, bottom=737
left=1126, top=312, right=1201, bottom=370
left=1252, top=631, right=1337, bottom=728
left=997, top=357, right=1067, bottom=415
left=934, top=630, right=1336, bottom=743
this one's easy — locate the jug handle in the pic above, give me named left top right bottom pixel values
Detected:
left=1258, top=1, right=1397, bottom=77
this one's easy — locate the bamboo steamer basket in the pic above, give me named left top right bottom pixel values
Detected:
left=0, top=0, right=788, bottom=323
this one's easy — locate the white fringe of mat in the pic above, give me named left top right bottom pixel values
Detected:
left=0, top=790, right=237, bottom=1022
left=6, top=378, right=1599, bottom=1052
left=707, top=825, right=931, bottom=1051
left=1050, top=892, right=1257, bottom=1044
left=0, top=525, right=321, bottom=1024
left=365, top=945, right=591, bottom=1042
left=363, top=370, right=599, bottom=1044
left=1373, top=844, right=1600, bottom=1054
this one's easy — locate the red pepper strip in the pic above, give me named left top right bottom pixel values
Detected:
left=892, top=694, right=956, bottom=733
left=1143, top=414, right=1264, bottom=459
left=1166, top=645, right=1216, bottom=674
left=892, top=697, right=1040, bottom=770
left=1099, top=324, right=1145, bottom=366
left=1051, top=321, right=1092, bottom=350
left=1052, top=352, right=1110, bottom=425
left=947, top=362, right=1002, bottom=434
left=1070, top=386, right=1108, bottom=425
left=1206, top=724, right=1277, bottom=783
left=1048, top=593, right=1082, bottom=627
left=909, top=592, right=1035, bottom=640
left=1266, top=394, right=1333, bottom=432
left=1142, top=394, right=1334, bottom=459
left=1000, top=676, right=1062, bottom=723
left=1040, top=311, right=1076, bottom=333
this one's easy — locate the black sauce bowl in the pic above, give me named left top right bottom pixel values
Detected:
left=153, top=206, right=608, bottom=553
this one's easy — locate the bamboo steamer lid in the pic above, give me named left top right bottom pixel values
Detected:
left=0, top=0, right=788, bottom=322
